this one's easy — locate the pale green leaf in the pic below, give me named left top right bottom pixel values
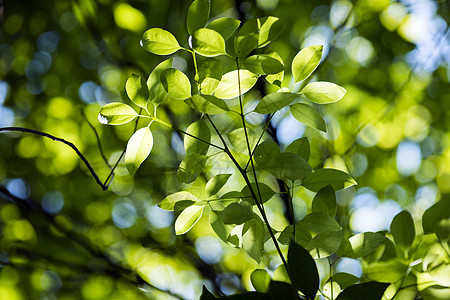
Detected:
left=206, top=17, right=240, bottom=40
left=312, top=185, right=336, bottom=217
left=158, top=191, right=198, bottom=211
left=206, top=174, right=232, bottom=197
left=292, top=45, right=323, bottom=83
left=192, top=28, right=226, bottom=57
left=210, top=210, right=232, bottom=243
left=220, top=202, right=254, bottom=225
left=299, top=212, right=341, bottom=233
left=175, top=205, right=204, bottom=235
left=196, top=57, right=222, bottom=95
left=307, top=230, right=343, bottom=259
left=251, top=269, right=271, bottom=293
left=125, top=127, right=153, bottom=175
left=187, top=0, right=210, bottom=35
left=184, top=119, right=211, bottom=156
left=285, top=137, right=310, bottom=161
left=126, top=73, right=148, bottom=108
left=391, top=210, right=415, bottom=249
left=177, top=154, right=207, bottom=183
left=241, top=182, right=276, bottom=205
left=227, top=127, right=259, bottom=153
left=429, top=263, right=450, bottom=287
left=254, top=92, right=298, bottom=114
left=160, top=68, right=192, bottom=100
left=147, top=58, right=173, bottom=105
left=367, top=260, right=408, bottom=283
left=300, top=82, right=347, bottom=104
left=244, top=54, right=285, bottom=75
left=214, top=70, right=259, bottom=99
left=302, top=168, right=357, bottom=192
left=234, top=19, right=259, bottom=58
left=290, top=103, right=327, bottom=132
left=257, top=16, right=284, bottom=48
left=98, top=102, right=137, bottom=125
left=242, top=217, right=265, bottom=263
left=185, top=95, right=229, bottom=114
left=141, top=28, right=181, bottom=55
left=338, top=232, right=386, bottom=259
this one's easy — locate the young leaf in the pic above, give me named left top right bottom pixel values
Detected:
left=177, top=154, right=207, bottom=183
left=257, top=16, right=284, bottom=48
left=125, top=127, right=153, bottom=175
left=244, top=54, right=285, bottom=75
left=141, top=28, right=181, bottom=55
left=126, top=73, right=148, bottom=108
left=242, top=218, right=265, bottom=263
left=422, top=198, right=450, bottom=241
left=367, top=260, right=408, bottom=283
left=227, top=127, right=259, bottom=153
left=285, top=137, right=310, bottom=161
left=214, top=70, right=259, bottom=99
left=185, top=95, right=230, bottom=114
left=160, top=68, right=192, bottom=100
left=287, top=242, right=319, bottom=300
left=158, top=191, right=198, bottom=211
left=184, top=119, right=211, bottom=156
left=290, top=103, right=327, bottom=132
left=192, top=28, right=226, bottom=57
left=187, top=0, right=210, bottom=36
left=241, top=182, right=276, bottom=205
left=206, top=174, right=232, bottom=197
left=206, top=17, right=240, bottom=40
left=390, top=210, right=415, bottom=249
left=335, top=282, right=389, bottom=300
left=307, top=230, right=344, bottom=259
left=302, top=168, right=357, bottom=192
left=338, top=232, right=386, bottom=259
left=300, top=82, right=346, bottom=104
left=196, top=57, right=222, bottom=95
left=250, top=269, right=271, bottom=293
left=265, top=52, right=285, bottom=87
left=98, top=102, right=138, bottom=125
left=219, top=202, right=254, bottom=225
left=292, top=45, right=323, bottom=83
left=299, top=212, right=341, bottom=233
left=312, top=185, right=336, bottom=217
left=175, top=205, right=204, bottom=235
left=254, top=93, right=299, bottom=114
left=147, top=58, right=173, bottom=105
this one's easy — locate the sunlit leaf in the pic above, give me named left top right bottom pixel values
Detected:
left=125, top=127, right=153, bottom=175
left=184, top=119, right=211, bottom=156
left=196, top=57, right=222, bottom=95
left=227, top=127, right=259, bottom=153
left=422, top=198, right=450, bottom=241
left=287, top=241, right=319, bottom=299
left=214, top=70, right=259, bottom=99
left=161, top=68, right=192, bottom=100
left=254, top=93, right=299, bottom=114
left=292, top=45, right=323, bottom=83
left=290, top=103, right=327, bottom=132
left=302, top=168, right=357, bottom=192
left=285, top=137, right=310, bottom=161
left=307, top=230, right=343, bottom=259
left=185, top=95, right=229, bottom=114
left=257, top=16, right=284, bottom=48
left=242, top=217, right=265, bottom=263
left=244, top=54, right=285, bottom=75
left=159, top=191, right=198, bottom=211
left=210, top=210, right=231, bottom=243
left=338, top=232, right=386, bottom=259
left=367, top=260, right=408, bottom=283
left=390, top=210, right=415, bottom=249
left=206, top=17, right=240, bottom=40
left=278, top=223, right=312, bottom=248
left=187, top=0, right=210, bottom=35
left=250, top=269, right=271, bottom=293
left=234, top=19, right=259, bottom=58
left=429, top=263, right=450, bottom=287
left=141, top=28, right=181, bottom=55
left=177, top=154, right=207, bottom=183
left=241, top=182, right=276, bottom=205
left=192, top=28, right=226, bottom=57
left=147, top=58, right=173, bottom=105
left=299, top=212, right=341, bottom=233
left=265, top=52, right=285, bottom=87
left=300, top=82, right=347, bottom=104
left=336, top=282, right=390, bottom=300
left=312, top=185, right=336, bottom=217
left=98, top=102, right=138, bottom=125
left=126, top=73, right=148, bottom=108
left=206, top=174, right=232, bottom=197
left=175, top=204, right=204, bottom=235
left=220, top=202, right=254, bottom=225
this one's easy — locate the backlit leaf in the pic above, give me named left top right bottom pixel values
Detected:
left=300, top=82, right=346, bottom=104
left=287, top=242, right=319, bottom=300
left=338, top=232, right=386, bottom=259
left=278, top=223, right=312, bottom=248
left=292, top=45, right=323, bottom=83
left=241, top=182, right=276, bottom=205
left=177, top=154, right=207, bottom=183
left=250, top=269, right=271, bottom=293
left=184, top=119, right=211, bottom=156
left=265, top=52, right=285, bottom=86
left=185, top=95, right=229, bottom=114
left=234, top=19, right=259, bottom=58
left=307, top=230, right=344, bottom=259
left=192, top=28, right=226, bottom=57
left=367, top=260, right=408, bottom=283
left=244, top=54, right=285, bottom=75
left=214, top=70, right=258, bottom=99
left=220, top=202, right=254, bottom=224
left=257, top=16, right=284, bottom=48
left=312, top=185, right=336, bottom=217
left=290, top=103, right=327, bottom=132
left=285, top=137, right=310, bottom=161
left=206, top=17, right=240, bottom=40
left=187, top=0, right=210, bottom=35
left=126, top=73, right=148, bottom=108
left=391, top=210, right=415, bottom=249
left=159, top=191, right=198, bottom=211
left=175, top=205, right=204, bottom=235
left=206, top=174, right=232, bottom=197
left=196, top=57, right=222, bottom=95
left=227, top=127, right=259, bottom=153
left=210, top=210, right=231, bottom=243
left=98, top=102, right=138, bottom=125
left=299, top=212, right=341, bottom=233
left=141, top=28, right=181, bottom=55
left=254, top=93, right=299, bottom=114
left=242, top=217, right=265, bottom=263
left=161, top=68, right=192, bottom=100
left=125, top=127, right=153, bottom=175
left=302, top=168, right=356, bottom=192
left=422, top=198, right=450, bottom=241
left=147, top=58, right=173, bottom=105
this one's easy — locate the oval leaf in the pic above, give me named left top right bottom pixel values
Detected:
left=196, top=57, right=223, bottom=95
left=98, top=102, right=138, bottom=125
left=299, top=212, right=341, bottom=233
left=290, top=103, right=327, bottom=132
left=206, top=17, right=240, bottom=40
left=292, top=45, right=323, bottom=83
left=312, top=185, right=336, bottom=217
left=302, top=168, right=356, bottom=192
left=185, top=95, right=229, bottom=114
left=257, top=16, right=284, bottom=48
left=241, top=182, right=276, bottom=205
left=244, top=54, right=285, bottom=75
left=307, top=230, right=344, bottom=259
left=184, top=119, right=211, bottom=156
left=206, top=174, right=232, bottom=197
left=126, top=73, right=148, bottom=108
left=214, top=70, right=258, bottom=99
left=192, top=28, right=226, bottom=57
left=336, top=282, right=389, bottom=300
left=254, top=93, right=299, bottom=114
left=390, top=210, right=415, bottom=249
left=177, top=154, right=207, bottom=183
left=141, top=28, right=181, bottom=55
left=422, top=198, right=450, bottom=241
left=242, top=218, right=265, bottom=263
left=161, top=68, right=192, bottom=100
left=219, top=202, right=254, bottom=225
left=285, top=137, right=310, bottom=161
left=251, top=269, right=271, bottom=293
left=187, top=0, right=210, bottom=35
left=265, top=51, right=285, bottom=87
left=159, top=191, right=198, bottom=211
left=175, top=205, right=204, bottom=235
left=125, top=127, right=153, bottom=175
left=147, top=58, right=173, bottom=105
left=300, top=82, right=346, bottom=104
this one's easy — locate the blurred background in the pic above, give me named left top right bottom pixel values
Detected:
left=0, top=0, right=449, bottom=299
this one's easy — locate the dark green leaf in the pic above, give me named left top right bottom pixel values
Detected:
left=177, top=154, right=207, bottom=183
left=290, top=103, right=327, bottom=132
left=187, top=0, right=210, bottom=36
left=125, top=127, right=153, bottom=175
left=302, top=168, right=357, bottom=192
left=299, top=212, right=341, bottom=233
left=209, top=210, right=231, bottom=243
left=126, top=73, right=148, bottom=108
left=267, top=281, right=301, bottom=300
left=278, top=223, right=312, bottom=248
left=300, top=82, right=346, bottom=104
left=292, top=45, right=323, bottom=83
left=332, top=273, right=359, bottom=289
left=185, top=95, right=229, bottom=114
left=196, top=57, right=222, bottom=95
left=265, top=52, right=285, bottom=87
left=254, top=93, right=299, bottom=114
left=307, top=230, right=343, bottom=259
left=312, top=185, right=336, bottom=217
left=200, top=286, right=216, bottom=300
left=141, top=28, right=181, bottom=55
left=206, top=174, right=232, bottom=197
left=391, top=210, right=415, bottom=249
left=287, top=242, right=319, bottom=300
left=98, top=102, right=137, bottom=125
left=184, top=119, right=211, bottom=156
left=234, top=19, right=259, bottom=58
left=206, top=17, right=240, bottom=40
left=250, top=269, right=271, bottom=293
left=241, top=182, right=276, bottom=205
left=422, top=198, right=450, bottom=241
left=161, top=68, right=192, bottom=100
left=219, top=202, right=254, bottom=224
left=336, top=282, right=389, bottom=300
left=285, top=137, right=310, bottom=161
left=244, top=54, right=285, bottom=75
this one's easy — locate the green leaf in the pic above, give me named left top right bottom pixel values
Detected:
left=250, top=269, right=271, bottom=293
left=265, top=52, right=285, bottom=87
left=332, top=273, right=359, bottom=289
left=290, top=103, right=327, bottom=132
left=196, top=57, right=222, bottom=95
left=98, top=102, right=138, bottom=125
left=422, top=198, right=450, bottom=241
left=390, top=210, right=415, bottom=249
left=429, top=263, right=450, bottom=287
left=185, top=95, right=229, bottom=114
left=192, top=28, right=226, bottom=57
left=175, top=205, right=204, bottom=235
left=278, top=223, right=312, bottom=248
left=242, top=217, right=265, bottom=263
left=214, top=70, right=258, bottom=99
left=257, top=16, right=284, bottom=48
left=292, top=45, right=323, bottom=83
left=147, top=58, right=173, bottom=105
left=220, top=202, right=254, bottom=225
left=267, top=281, right=302, bottom=300
left=206, top=174, right=232, bottom=197
left=177, top=154, right=207, bottom=183
left=158, top=191, right=198, bottom=211
left=336, top=282, right=390, bottom=300
left=307, top=230, right=343, bottom=259
left=125, top=127, right=153, bottom=175
left=299, top=212, right=341, bottom=233
left=302, top=168, right=357, bottom=192
left=338, top=232, right=386, bottom=259
left=141, top=28, right=181, bottom=55
left=241, top=182, right=276, bottom=205
left=227, top=127, right=259, bottom=153
left=367, top=260, right=409, bottom=283
left=312, top=185, right=336, bottom=217
left=126, top=73, right=148, bottom=108
left=206, top=17, right=240, bottom=40
left=287, top=242, right=319, bottom=300
left=184, top=119, right=211, bottom=156
left=234, top=19, right=259, bottom=58
left=160, top=68, right=192, bottom=100
left=209, top=210, right=231, bottom=243
left=187, top=0, right=210, bottom=36
left=244, top=54, right=285, bottom=75
left=254, top=93, right=299, bottom=114
left=285, top=137, right=310, bottom=161
left=300, top=82, right=346, bottom=104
